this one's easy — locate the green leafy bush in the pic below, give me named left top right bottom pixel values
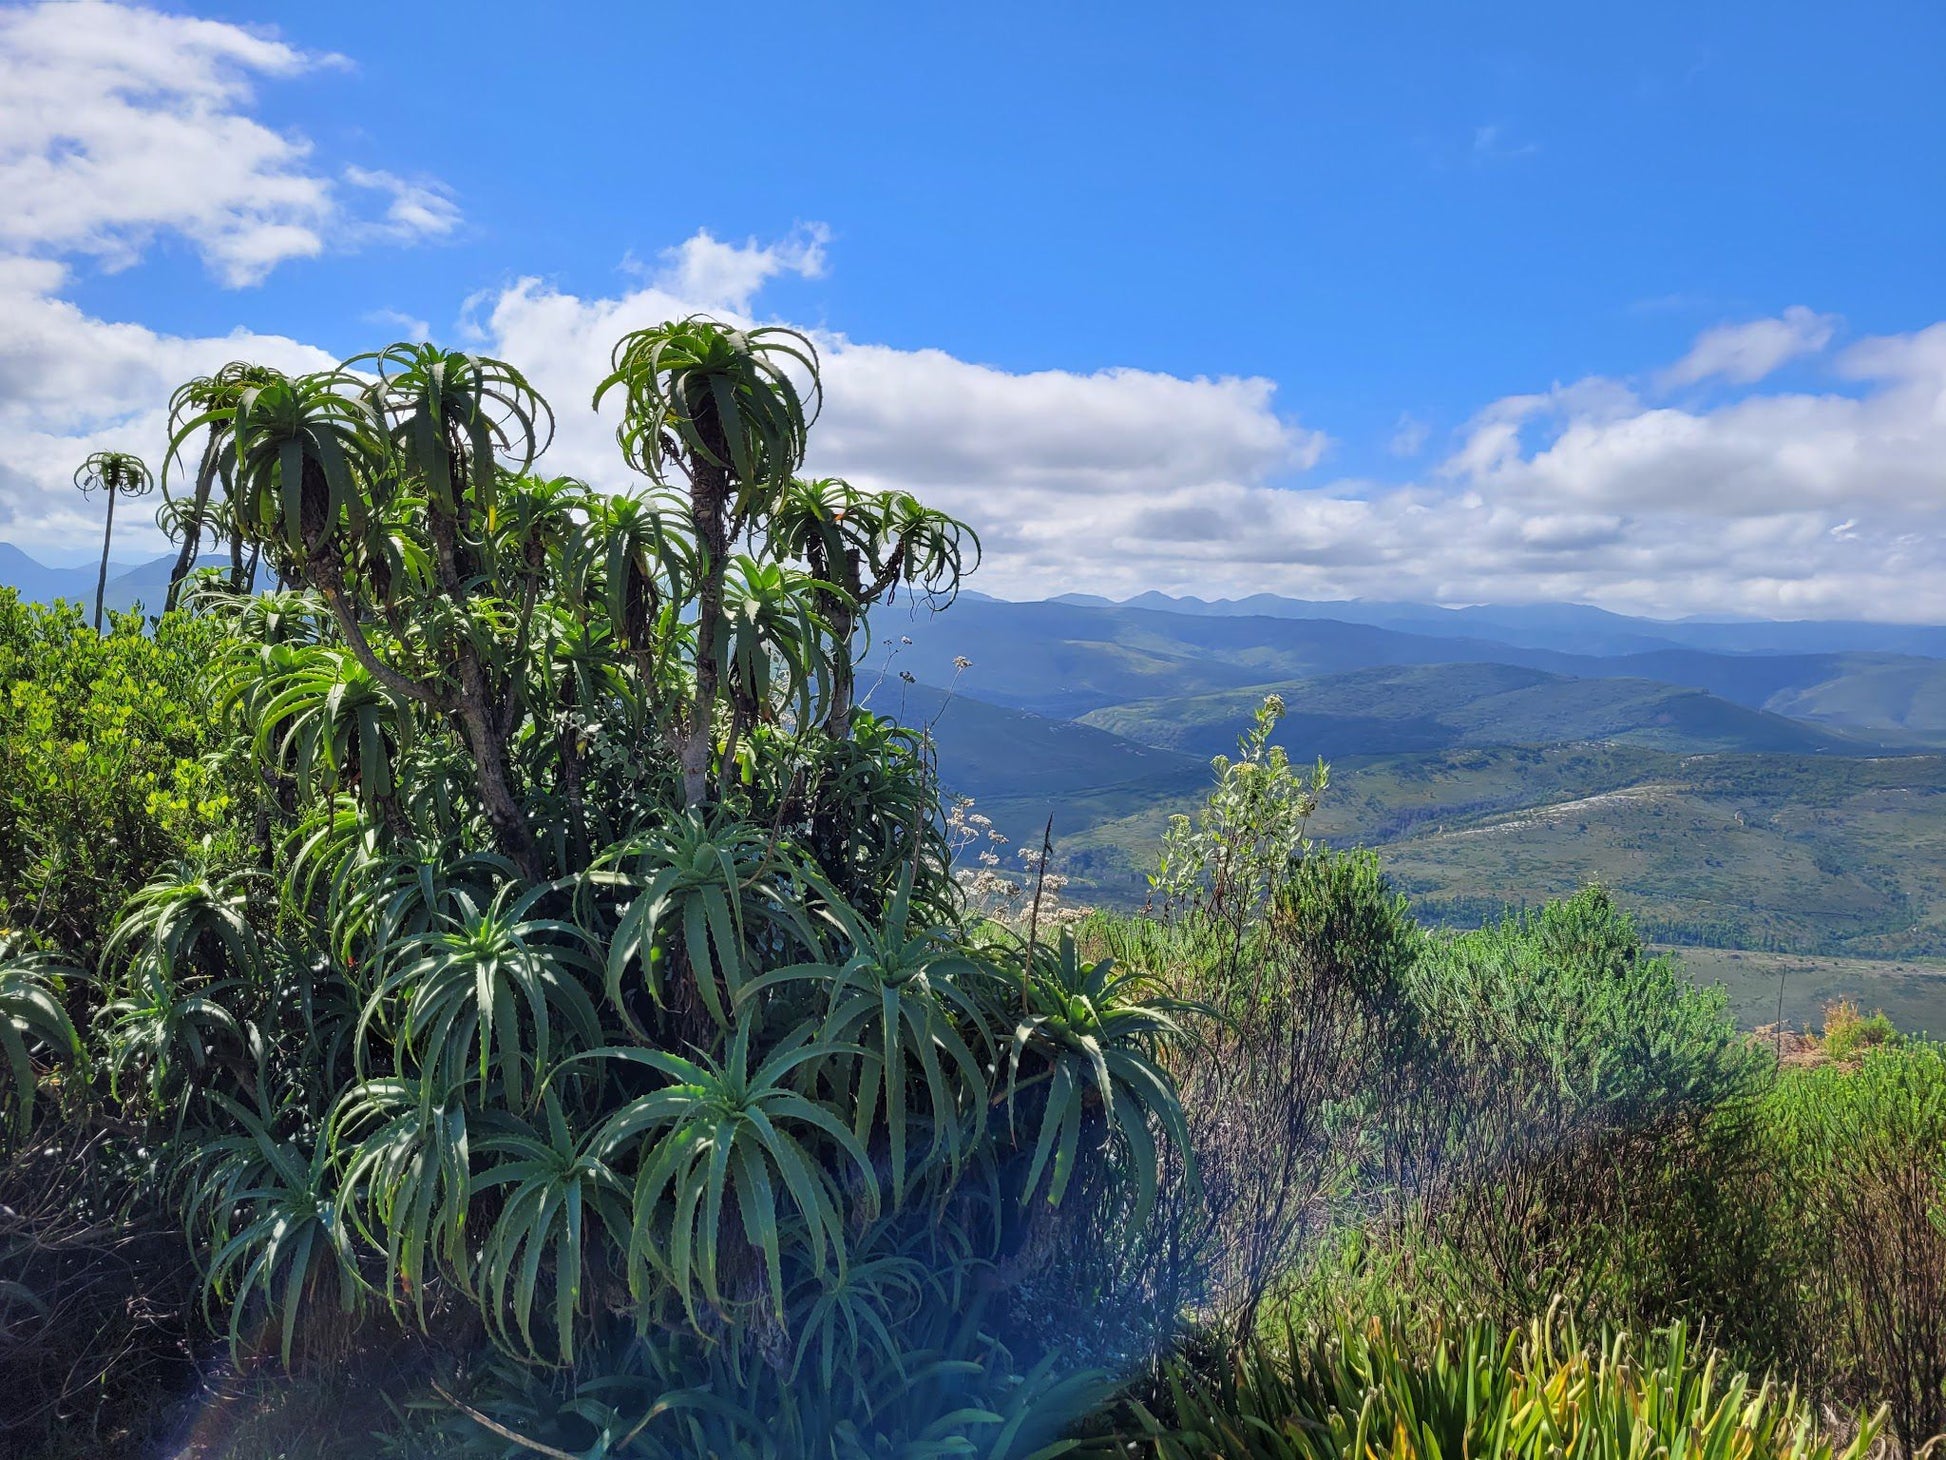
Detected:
left=0, top=595, right=240, bottom=953
left=1387, top=888, right=1769, bottom=1332
left=1760, top=1041, right=1946, bottom=1447
left=1817, top=997, right=1902, bottom=1061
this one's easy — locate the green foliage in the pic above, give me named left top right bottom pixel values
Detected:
left=595, top=317, right=817, bottom=497
left=1757, top=1041, right=1946, bottom=1447
left=468, top=1090, right=630, bottom=1363
left=0, top=594, right=240, bottom=951
left=1151, top=694, right=1327, bottom=926
left=587, top=812, right=792, bottom=1032
left=0, top=935, right=80, bottom=1140
left=1816, top=997, right=1902, bottom=1060
left=1375, top=889, right=1770, bottom=1333
left=586, top=1022, right=879, bottom=1323
left=73, top=450, right=156, bottom=631
left=1407, top=887, right=1761, bottom=1131
left=359, top=883, right=599, bottom=1111
left=748, top=875, right=989, bottom=1204
left=186, top=1094, right=364, bottom=1367
left=1006, top=934, right=1194, bottom=1230
left=5, top=317, right=1196, bottom=1456
left=1093, top=1307, right=1883, bottom=1460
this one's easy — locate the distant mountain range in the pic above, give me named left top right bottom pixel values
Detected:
left=1078, top=662, right=1869, bottom=760
left=0, top=544, right=215, bottom=617
left=1039, top=589, right=1946, bottom=659
left=884, top=594, right=1946, bottom=744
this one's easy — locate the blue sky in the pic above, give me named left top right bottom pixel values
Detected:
left=6, top=1, right=1946, bottom=617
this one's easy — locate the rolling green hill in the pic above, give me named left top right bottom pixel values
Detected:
left=1078, top=663, right=1866, bottom=760
left=1058, top=745, right=1946, bottom=960
left=1764, top=658, right=1946, bottom=742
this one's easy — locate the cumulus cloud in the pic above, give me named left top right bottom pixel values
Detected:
left=641, top=225, right=831, bottom=314
left=473, top=269, right=1327, bottom=599
left=231, top=256, right=1946, bottom=620
left=0, top=257, right=336, bottom=553
left=16, top=213, right=1946, bottom=616
left=0, top=2, right=465, bottom=552
left=1657, top=305, right=1838, bottom=389
left=0, top=2, right=458, bottom=286
left=343, top=167, right=462, bottom=245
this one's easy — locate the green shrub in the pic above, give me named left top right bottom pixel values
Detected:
left=0, top=594, right=241, bottom=954
left=1760, top=1041, right=1946, bottom=1448
left=1092, top=732, right=1419, bottom=1342
left=1092, top=1305, right=1883, bottom=1460
left=1386, top=887, right=1769, bottom=1332
left=1818, top=998, right=1902, bottom=1062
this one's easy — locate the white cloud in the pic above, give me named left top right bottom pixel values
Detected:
left=1470, top=122, right=1539, bottom=163
left=0, top=258, right=336, bottom=553
left=0, top=1, right=457, bottom=286
left=474, top=269, right=1327, bottom=599
left=644, top=224, right=831, bottom=314
left=340, top=262, right=1946, bottom=621
left=1658, top=305, right=1838, bottom=389
left=0, top=3, right=457, bottom=553
left=344, top=167, right=462, bottom=244
left=364, top=307, right=432, bottom=343
left=1388, top=414, right=1429, bottom=458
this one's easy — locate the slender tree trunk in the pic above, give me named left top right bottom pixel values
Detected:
left=822, top=599, right=857, bottom=738
left=164, top=438, right=218, bottom=613
left=458, top=684, right=541, bottom=879
left=423, top=448, right=542, bottom=880
left=93, top=487, right=117, bottom=633
left=682, top=450, right=731, bottom=810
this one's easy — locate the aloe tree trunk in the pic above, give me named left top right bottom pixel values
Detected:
left=682, top=435, right=732, bottom=810
left=93, top=485, right=117, bottom=633
left=164, top=436, right=218, bottom=613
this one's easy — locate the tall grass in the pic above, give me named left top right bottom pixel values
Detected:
left=1097, top=1306, right=1884, bottom=1460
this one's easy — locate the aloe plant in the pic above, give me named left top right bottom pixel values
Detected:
left=0, top=938, right=81, bottom=1139
left=1006, top=933, right=1197, bottom=1232
left=584, top=1022, right=878, bottom=1322
left=27, top=315, right=1196, bottom=1454
left=72, top=450, right=154, bottom=631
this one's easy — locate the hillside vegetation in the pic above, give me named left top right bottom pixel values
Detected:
left=1059, top=746, right=1946, bottom=957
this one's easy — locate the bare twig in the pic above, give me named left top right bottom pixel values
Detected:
left=433, top=1383, right=581, bottom=1460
